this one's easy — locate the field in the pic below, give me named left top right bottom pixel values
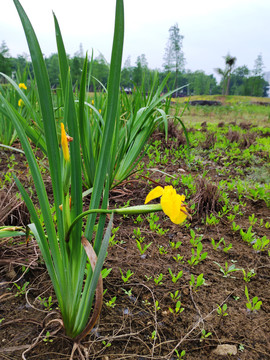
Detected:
left=1, top=97, right=270, bottom=359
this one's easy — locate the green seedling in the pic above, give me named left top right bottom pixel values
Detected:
left=240, top=226, right=256, bottom=243
left=169, top=240, right=182, bottom=249
left=242, top=268, right=256, bottom=282
left=227, top=213, right=236, bottom=222
left=154, top=273, right=163, bottom=285
left=231, top=221, right=240, bottom=231
left=158, top=245, right=168, bottom=255
left=13, top=281, right=29, bottom=297
left=133, top=227, right=145, bottom=242
left=168, top=268, right=183, bottom=283
left=249, top=214, right=258, bottom=225
left=121, top=288, right=133, bottom=297
left=214, top=261, right=242, bottom=278
left=154, top=300, right=161, bottom=311
left=190, top=273, right=205, bottom=290
left=144, top=275, right=152, bottom=281
left=133, top=214, right=143, bottom=224
left=216, top=303, right=228, bottom=316
left=223, top=242, right=233, bottom=253
left=38, top=296, right=53, bottom=311
left=252, top=236, right=269, bottom=252
left=102, top=340, right=112, bottom=348
left=206, top=214, right=220, bottom=226
left=119, top=268, right=133, bottom=283
left=136, top=240, right=152, bottom=255
left=245, top=286, right=262, bottom=312
left=0, top=318, right=5, bottom=324
left=105, top=296, right=117, bottom=308
left=156, top=227, right=169, bottom=235
left=265, top=221, right=270, bottom=229
left=151, top=330, right=157, bottom=340
left=174, top=349, right=186, bottom=359
left=173, top=254, right=184, bottom=263
left=200, top=329, right=212, bottom=342
left=170, top=290, right=181, bottom=301
left=211, top=237, right=225, bottom=250
left=101, top=268, right=112, bottom=279
left=189, top=228, right=203, bottom=246
left=188, top=242, right=208, bottom=266
left=109, top=226, right=120, bottom=246
left=169, top=300, right=184, bottom=315
left=43, top=331, right=53, bottom=343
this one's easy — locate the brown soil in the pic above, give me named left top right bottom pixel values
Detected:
left=0, top=127, right=270, bottom=360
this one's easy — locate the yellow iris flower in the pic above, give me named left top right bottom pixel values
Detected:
left=145, top=185, right=187, bottom=224
left=19, top=83, right=27, bottom=90
left=61, top=123, right=70, bottom=161
left=18, top=98, right=24, bottom=107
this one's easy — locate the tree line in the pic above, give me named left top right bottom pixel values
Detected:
left=0, top=24, right=268, bottom=97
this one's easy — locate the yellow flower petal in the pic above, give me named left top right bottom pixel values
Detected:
left=160, top=186, right=187, bottom=224
left=18, top=98, right=24, bottom=107
left=61, top=123, right=70, bottom=161
left=19, top=82, right=27, bottom=90
left=145, top=186, right=164, bottom=204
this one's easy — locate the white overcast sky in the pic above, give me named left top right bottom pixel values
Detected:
left=1, top=0, right=269, bottom=77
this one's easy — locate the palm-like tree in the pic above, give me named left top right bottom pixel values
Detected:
left=215, top=54, right=237, bottom=95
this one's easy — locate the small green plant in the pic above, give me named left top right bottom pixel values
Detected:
left=227, top=213, right=236, bottom=222
left=206, top=213, right=220, bottom=226
left=252, top=236, right=269, bottom=252
left=214, top=261, right=242, bottom=278
left=43, top=331, right=53, bottom=343
left=154, top=300, right=161, bottom=312
left=38, top=295, right=53, bottom=311
left=119, top=268, right=134, bottom=283
left=170, top=290, right=181, bottom=301
left=200, top=329, right=212, bottom=342
left=249, top=213, right=258, bottom=225
left=102, top=340, right=112, bottom=348
left=168, top=268, right=183, bottom=283
left=154, top=273, right=164, bottom=285
left=13, top=281, right=29, bottom=297
left=189, top=228, right=203, bottom=246
left=188, top=242, right=208, bottom=266
left=133, top=214, right=143, bottom=224
left=136, top=240, right=152, bottom=255
left=169, top=240, right=182, bottom=249
left=174, top=349, right=186, bottom=359
left=245, top=286, right=262, bottom=312
left=211, top=237, right=224, bottom=250
left=105, top=296, right=117, bottom=308
left=240, top=226, right=256, bottom=243
left=151, top=330, right=157, bottom=340
left=242, top=268, right=256, bottom=282
left=133, top=227, right=145, bottom=242
left=189, top=273, right=205, bottom=290
left=216, top=303, right=228, bottom=317
left=169, top=300, right=184, bottom=315
left=173, top=253, right=184, bottom=263
left=121, top=288, right=133, bottom=297
left=231, top=221, right=240, bottom=231
left=158, top=245, right=168, bottom=255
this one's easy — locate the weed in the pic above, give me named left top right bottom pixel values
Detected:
left=119, top=268, right=134, bottom=283
left=245, top=286, right=262, bottom=312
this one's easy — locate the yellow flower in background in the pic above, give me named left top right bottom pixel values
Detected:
left=61, top=123, right=70, bottom=161
left=145, top=185, right=188, bottom=224
left=99, top=109, right=101, bottom=113
left=91, top=99, right=94, bottom=105
left=18, top=98, right=24, bottom=107
left=19, top=82, right=27, bottom=90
